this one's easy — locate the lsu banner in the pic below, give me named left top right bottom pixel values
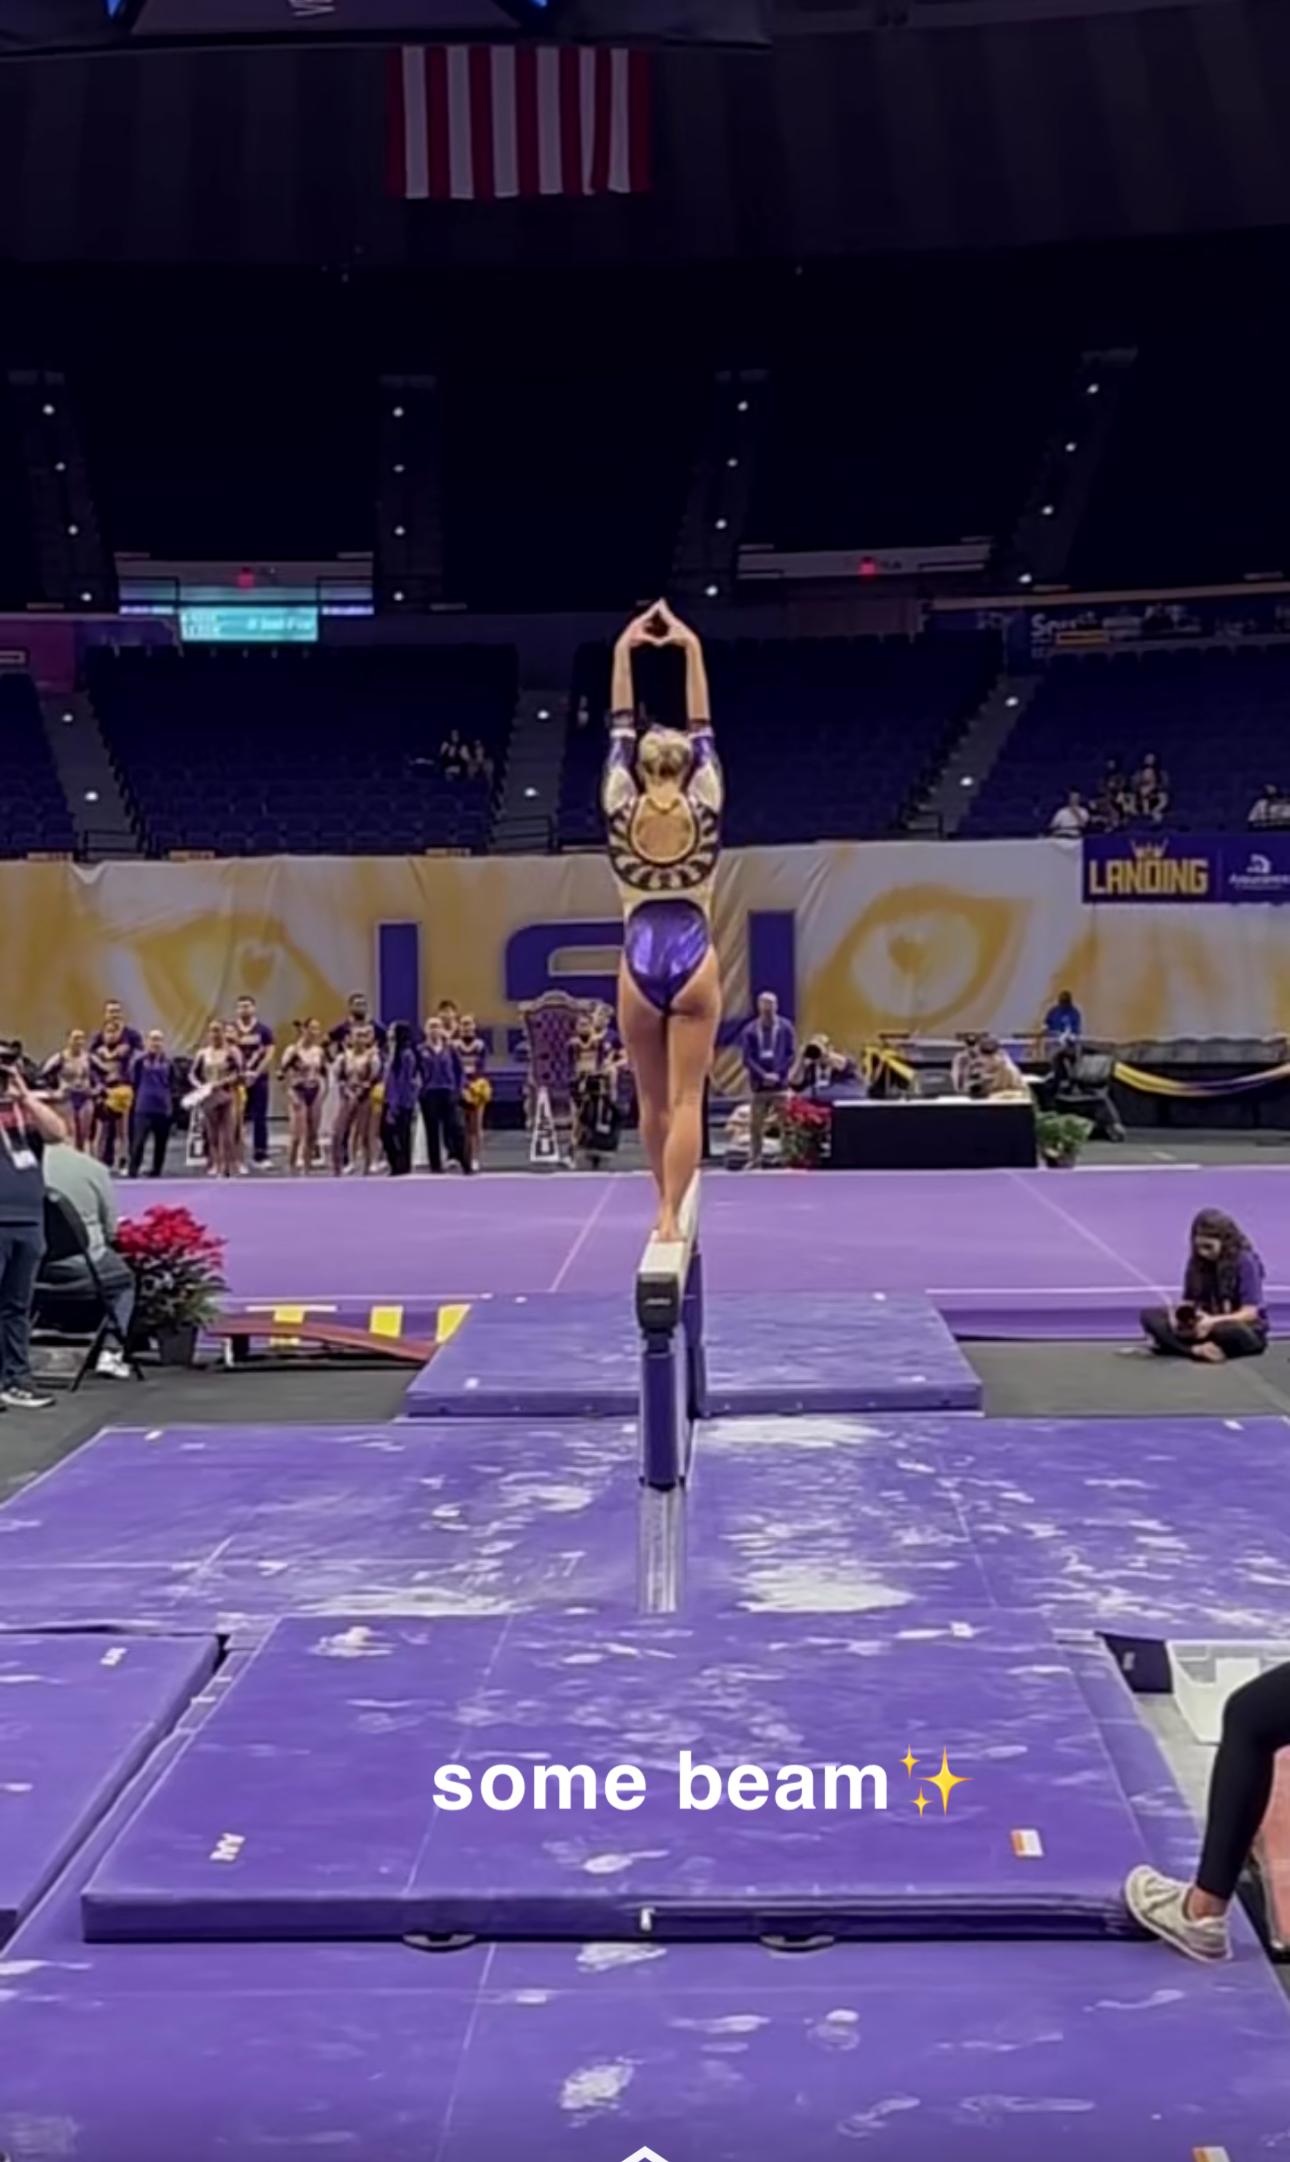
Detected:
left=1084, top=833, right=1290, bottom=906
left=4, top=840, right=1290, bottom=1086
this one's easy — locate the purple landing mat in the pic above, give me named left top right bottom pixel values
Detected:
left=701, top=1292, right=982, bottom=1413
left=7, top=1728, right=1290, bottom=2162
left=5, top=1746, right=1290, bottom=2162
left=0, top=1631, right=217, bottom=1941
left=0, top=1421, right=640, bottom=1638
left=689, top=1412, right=1290, bottom=1639
left=83, top=1611, right=1146, bottom=1942
left=408, top=1294, right=640, bottom=1417
left=406, top=1289, right=982, bottom=1420
left=143, top=1164, right=1290, bottom=1342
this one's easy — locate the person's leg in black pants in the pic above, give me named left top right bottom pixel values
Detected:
left=384, top=1109, right=413, bottom=1177
left=1127, top=1663, right=1290, bottom=1960
left=420, top=1093, right=445, bottom=1173
left=129, top=1113, right=171, bottom=1178
left=245, top=1078, right=270, bottom=1166
left=1206, top=1320, right=1268, bottom=1361
left=443, top=1094, right=471, bottom=1174
left=1140, top=1306, right=1192, bottom=1356
left=0, top=1225, right=46, bottom=1400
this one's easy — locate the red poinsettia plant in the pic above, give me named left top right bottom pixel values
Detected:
left=116, top=1205, right=227, bottom=1333
left=780, top=1093, right=831, bottom=1169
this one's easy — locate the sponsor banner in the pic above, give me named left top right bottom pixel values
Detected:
left=1221, top=834, right=1290, bottom=905
left=1082, top=834, right=1219, bottom=904
left=1084, top=834, right=1290, bottom=906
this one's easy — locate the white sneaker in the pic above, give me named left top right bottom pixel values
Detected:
left=1124, top=1865, right=1231, bottom=1962
left=96, top=1348, right=132, bottom=1380
left=0, top=1385, right=55, bottom=1411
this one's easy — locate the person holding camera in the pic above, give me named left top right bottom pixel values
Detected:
left=1139, top=1209, right=1268, bottom=1363
left=0, top=1044, right=68, bottom=1412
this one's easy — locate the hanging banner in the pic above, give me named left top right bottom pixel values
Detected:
left=1084, top=833, right=1290, bottom=906
left=1082, top=835, right=1219, bottom=904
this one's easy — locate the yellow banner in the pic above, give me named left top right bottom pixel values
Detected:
left=3, top=841, right=1289, bottom=1070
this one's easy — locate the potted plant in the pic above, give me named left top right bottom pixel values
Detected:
left=1036, top=1111, right=1093, bottom=1169
left=116, top=1204, right=227, bottom=1365
left=780, top=1093, right=831, bottom=1170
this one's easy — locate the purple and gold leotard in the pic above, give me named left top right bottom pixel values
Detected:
left=603, top=715, right=723, bottom=1014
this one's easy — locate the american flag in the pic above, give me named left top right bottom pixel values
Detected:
left=388, top=46, right=650, bottom=203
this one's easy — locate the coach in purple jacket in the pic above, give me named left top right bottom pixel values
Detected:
left=741, top=992, right=796, bottom=1169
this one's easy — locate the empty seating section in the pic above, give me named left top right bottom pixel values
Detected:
left=0, top=675, right=75, bottom=856
left=440, top=366, right=703, bottom=610
left=750, top=344, right=1065, bottom=552
left=963, top=646, right=1290, bottom=837
left=1072, top=334, right=1290, bottom=589
left=87, top=646, right=516, bottom=857
left=559, top=633, right=1000, bottom=847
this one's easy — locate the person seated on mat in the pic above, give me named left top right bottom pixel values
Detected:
left=1140, top=1208, right=1267, bottom=1363
left=1125, top=1661, right=1290, bottom=1962
left=41, top=1139, right=137, bottom=1379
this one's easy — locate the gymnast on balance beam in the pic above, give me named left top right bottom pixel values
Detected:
left=605, top=601, right=722, bottom=1244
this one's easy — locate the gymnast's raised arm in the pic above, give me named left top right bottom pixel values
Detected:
left=655, top=600, right=711, bottom=730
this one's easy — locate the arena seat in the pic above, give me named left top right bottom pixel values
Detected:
left=559, top=632, right=1000, bottom=847
left=0, top=675, right=76, bottom=857
left=87, top=645, right=517, bottom=857
left=963, top=644, right=1290, bottom=837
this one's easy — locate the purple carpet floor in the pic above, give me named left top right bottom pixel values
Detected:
left=146, top=1163, right=1290, bottom=1338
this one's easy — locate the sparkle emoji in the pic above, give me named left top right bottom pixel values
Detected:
left=927, top=1749, right=969, bottom=1814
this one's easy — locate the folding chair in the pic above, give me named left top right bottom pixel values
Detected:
left=31, top=1193, right=143, bottom=1391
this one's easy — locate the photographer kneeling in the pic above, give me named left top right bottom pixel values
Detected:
left=0, top=1041, right=68, bottom=1412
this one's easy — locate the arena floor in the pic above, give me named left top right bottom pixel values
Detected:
left=3, top=1157, right=1290, bottom=2159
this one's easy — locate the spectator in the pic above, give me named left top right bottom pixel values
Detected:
left=329, top=992, right=386, bottom=1055
left=793, top=1034, right=859, bottom=1098
left=417, top=1014, right=469, bottom=1175
left=232, top=996, right=275, bottom=1170
left=1044, top=989, right=1083, bottom=1040
left=740, top=992, right=796, bottom=1169
left=41, top=1139, right=137, bottom=1377
left=1135, top=752, right=1169, bottom=825
left=973, top=1035, right=1028, bottom=1100
left=381, top=1022, right=420, bottom=1178
left=1049, top=789, right=1089, bottom=838
left=440, top=730, right=466, bottom=780
left=0, top=1045, right=66, bottom=1411
left=1249, top=783, right=1289, bottom=829
left=128, top=1029, right=176, bottom=1177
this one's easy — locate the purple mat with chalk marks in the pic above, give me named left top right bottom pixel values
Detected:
left=0, top=1630, right=217, bottom=1940
left=407, top=1289, right=981, bottom=1420
left=7, top=1733, right=1290, bottom=2161
left=407, top=1295, right=640, bottom=1417
left=0, top=1420, right=640, bottom=1638
left=700, top=1291, right=982, bottom=1412
left=7, top=1722, right=1290, bottom=2162
left=84, top=1611, right=1145, bottom=1942
left=691, top=1410, right=1290, bottom=1637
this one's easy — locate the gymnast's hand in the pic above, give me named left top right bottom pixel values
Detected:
left=616, top=607, right=664, bottom=653
left=653, top=599, right=700, bottom=649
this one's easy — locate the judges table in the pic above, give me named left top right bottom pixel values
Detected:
left=830, top=1095, right=1037, bottom=1171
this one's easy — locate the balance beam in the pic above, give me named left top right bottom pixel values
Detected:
left=635, top=1174, right=705, bottom=1490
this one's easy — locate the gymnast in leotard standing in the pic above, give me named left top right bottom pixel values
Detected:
left=604, top=601, right=722, bottom=1243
